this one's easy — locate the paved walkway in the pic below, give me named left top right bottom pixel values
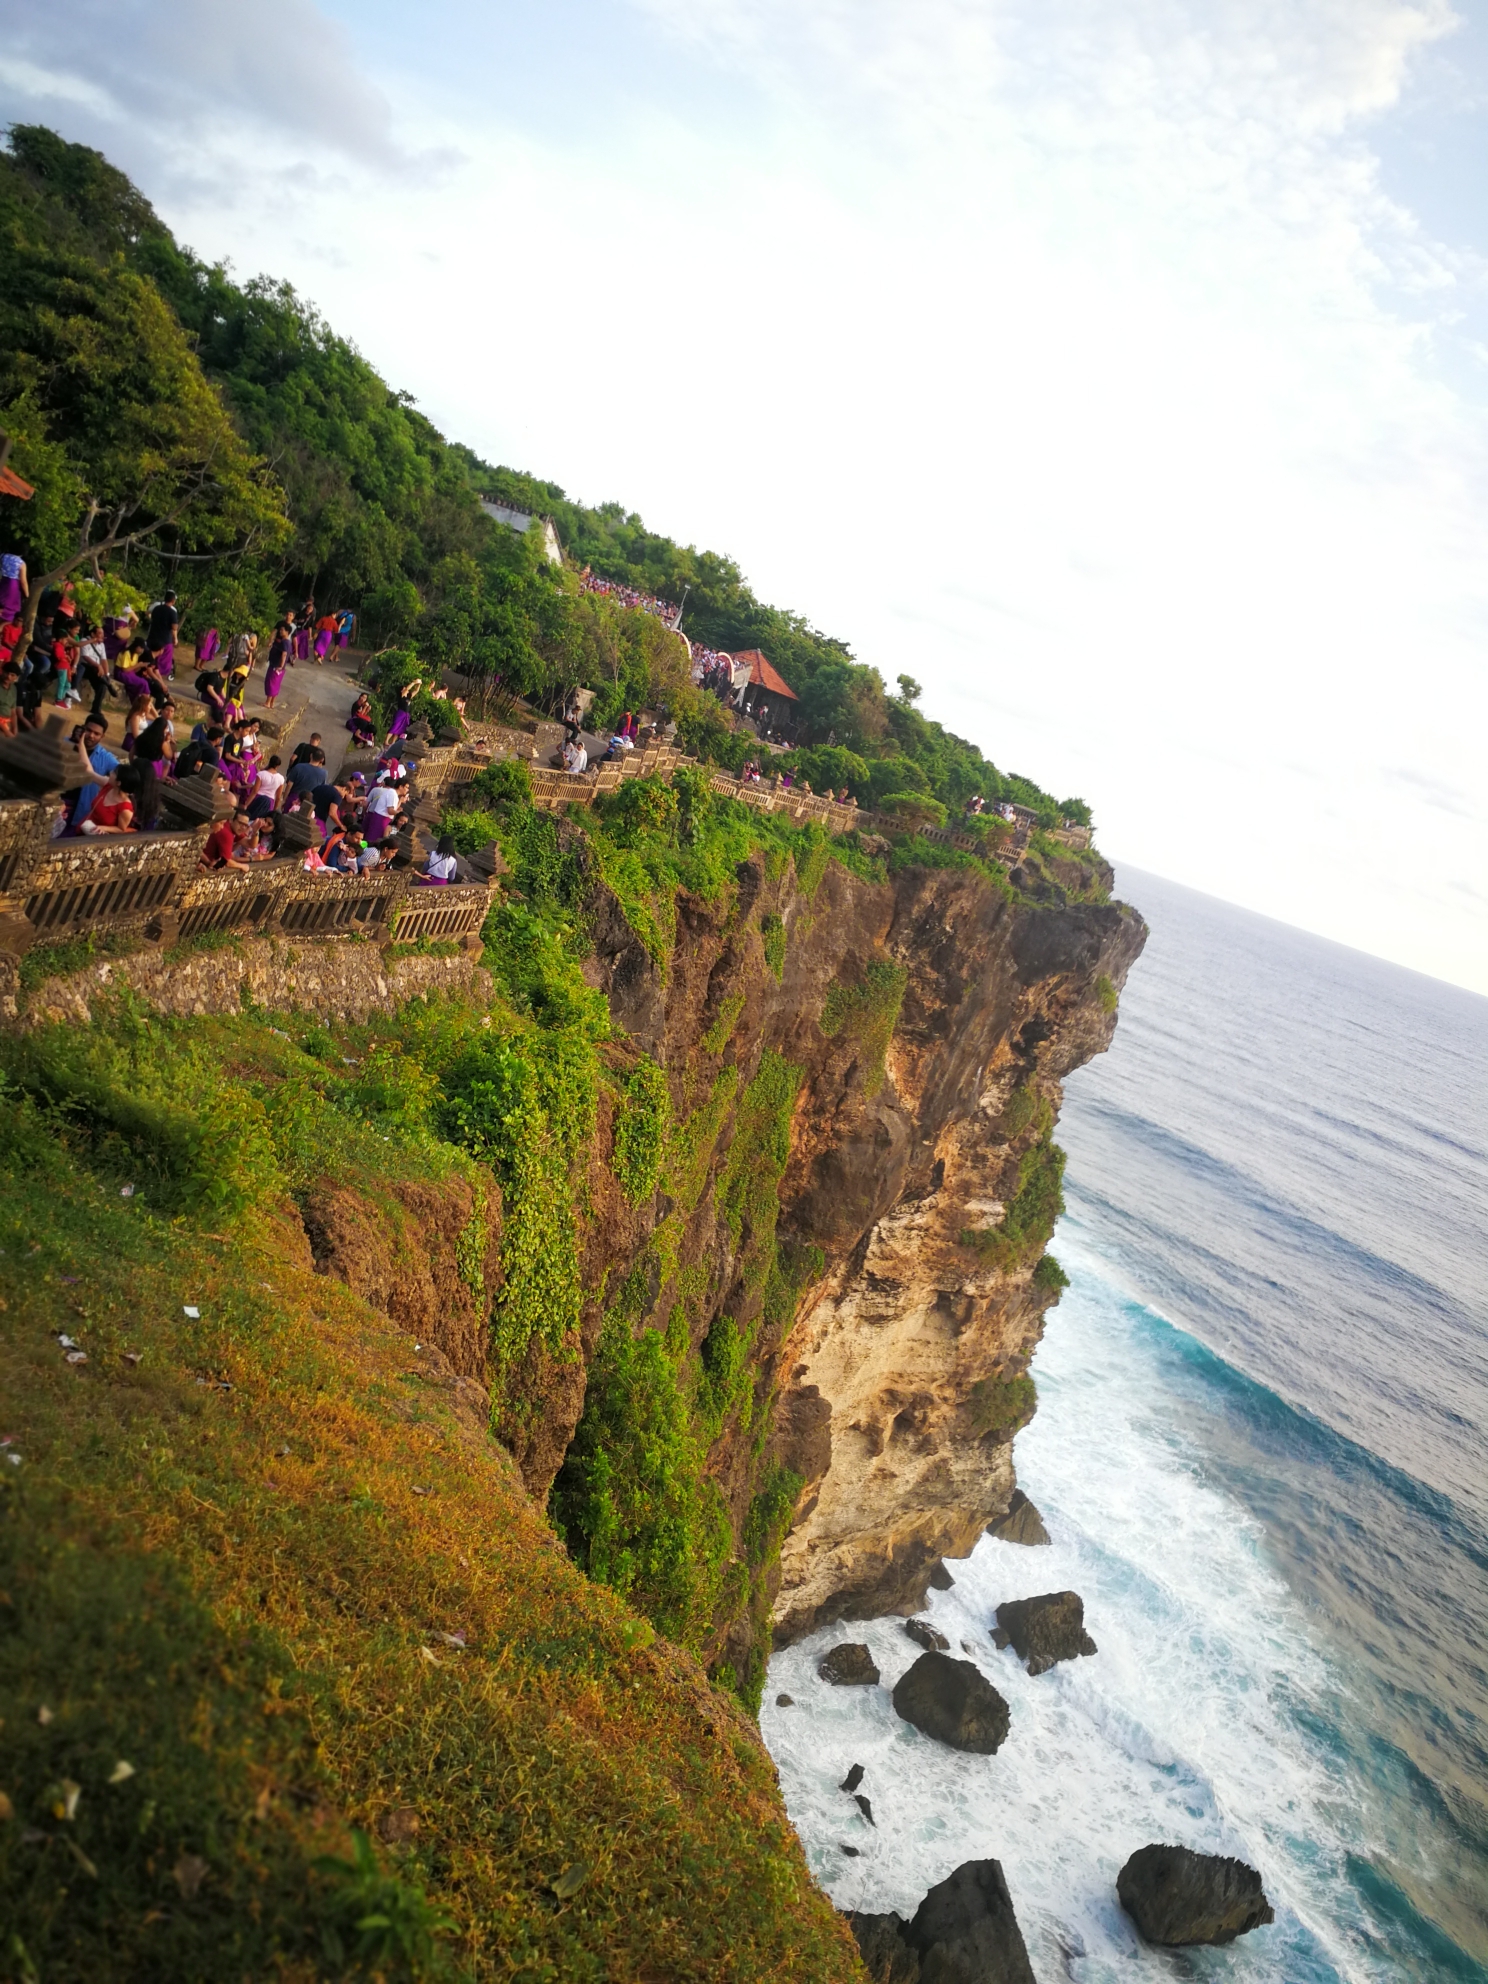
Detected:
left=246, top=650, right=367, bottom=776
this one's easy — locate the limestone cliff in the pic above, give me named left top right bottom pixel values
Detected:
left=538, top=846, right=1145, bottom=1669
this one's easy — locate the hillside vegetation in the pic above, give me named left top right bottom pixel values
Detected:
left=0, top=124, right=1087, bottom=828
left=0, top=993, right=863, bottom=1981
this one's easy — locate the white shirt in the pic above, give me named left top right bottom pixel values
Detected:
left=365, top=783, right=399, bottom=818
left=427, top=850, right=458, bottom=881
left=255, top=769, right=285, bottom=804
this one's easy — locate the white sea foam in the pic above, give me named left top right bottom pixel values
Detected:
left=762, top=1221, right=1394, bottom=1984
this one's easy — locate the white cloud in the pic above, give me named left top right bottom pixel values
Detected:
left=0, top=0, right=411, bottom=172
left=1, top=0, right=1485, bottom=990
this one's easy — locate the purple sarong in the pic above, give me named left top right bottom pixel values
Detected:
left=388, top=709, right=411, bottom=741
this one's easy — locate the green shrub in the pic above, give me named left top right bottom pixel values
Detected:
left=790, top=824, right=832, bottom=900
left=702, top=991, right=746, bottom=1057
left=551, top=1277, right=732, bottom=1653
left=960, top=1134, right=1067, bottom=1270
left=314, top=1831, right=456, bottom=1977
left=1033, top=1253, right=1070, bottom=1294
left=1096, top=972, right=1118, bottom=1014
left=439, top=1026, right=596, bottom=1373
left=818, top=959, right=908, bottom=1097
left=613, top=1058, right=670, bottom=1206
left=437, top=804, right=502, bottom=856
left=761, top=912, right=787, bottom=982
left=469, top=755, right=532, bottom=809
left=879, top=791, right=947, bottom=828
left=966, top=1373, right=1037, bottom=1440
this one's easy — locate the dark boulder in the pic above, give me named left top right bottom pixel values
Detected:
left=905, top=1617, right=950, bottom=1652
left=986, top=1489, right=1050, bottom=1547
left=841, top=1762, right=866, bottom=1792
left=848, top=1912, right=921, bottom=1982
left=992, top=1592, right=1096, bottom=1675
left=855, top=1792, right=876, bottom=1826
left=892, top=1652, right=1010, bottom=1754
left=775, top=1693, right=795, bottom=1707
left=819, top=1642, right=881, bottom=1686
left=927, top=1560, right=957, bottom=1590
left=1117, top=1844, right=1275, bottom=1946
left=849, top=1860, right=1035, bottom=1983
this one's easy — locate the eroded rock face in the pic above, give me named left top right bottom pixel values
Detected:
left=569, top=850, right=1143, bottom=1673
left=1117, top=1844, right=1275, bottom=1947
left=850, top=1857, right=1036, bottom=1984
left=904, top=1618, right=950, bottom=1652
left=992, top=1591, right=1097, bottom=1675
left=892, top=1651, right=1010, bottom=1753
left=773, top=879, right=1144, bottom=1642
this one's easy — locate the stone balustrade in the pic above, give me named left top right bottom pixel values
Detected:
left=0, top=710, right=1037, bottom=969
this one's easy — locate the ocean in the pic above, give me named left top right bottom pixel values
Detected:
left=762, top=866, right=1488, bottom=1981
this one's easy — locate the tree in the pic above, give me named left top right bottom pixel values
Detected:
left=896, top=673, right=922, bottom=704
left=0, top=163, right=288, bottom=646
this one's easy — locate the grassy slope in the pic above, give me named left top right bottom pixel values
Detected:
left=0, top=1081, right=862, bottom=1981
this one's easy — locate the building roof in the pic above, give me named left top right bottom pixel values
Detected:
left=735, top=650, right=798, bottom=700
left=0, top=466, right=35, bottom=500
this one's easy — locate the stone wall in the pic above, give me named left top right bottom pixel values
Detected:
left=10, top=934, right=491, bottom=1029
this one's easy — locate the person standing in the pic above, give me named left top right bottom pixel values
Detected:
left=264, top=621, right=291, bottom=707
left=0, top=551, right=27, bottom=624
left=146, top=590, right=179, bottom=676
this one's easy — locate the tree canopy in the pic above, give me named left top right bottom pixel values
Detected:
left=0, top=126, right=1089, bottom=828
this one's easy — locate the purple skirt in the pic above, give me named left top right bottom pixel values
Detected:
left=0, top=576, right=21, bottom=621
left=388, top=709, right=411, bottom=741
left=264, top=666, right=285, bottom=700
left=293, top=628, right=310, bottom=661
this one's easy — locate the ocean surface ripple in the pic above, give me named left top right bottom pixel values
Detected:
left=763, top=867, right=1488, bottom=1982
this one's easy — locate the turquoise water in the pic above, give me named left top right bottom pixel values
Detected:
left=764, top=869, right=1488, bottom=1980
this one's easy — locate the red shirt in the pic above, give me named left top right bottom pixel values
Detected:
left=202, top=821, right=236, bottom=867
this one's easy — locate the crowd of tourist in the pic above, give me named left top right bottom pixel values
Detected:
left=0, top=568, right=358, bottom=741
left=0, top=559, right=461, bottom=882
left=579, top=571, right=682, bottom=627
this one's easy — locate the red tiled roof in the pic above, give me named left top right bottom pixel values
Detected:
left=735, top=649, right=797, bottom=700
left=0, top=467, right=35, bottom=500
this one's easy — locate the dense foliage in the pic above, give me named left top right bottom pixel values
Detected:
left=0, top=125, right=1088, bottom=827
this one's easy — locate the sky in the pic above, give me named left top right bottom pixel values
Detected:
left=2, top=0, right=1486, bottom=993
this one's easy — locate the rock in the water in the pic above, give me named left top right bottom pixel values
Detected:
left=1117, top=1844, right=1275, bottom=1947
left=849, top=1911, right=922, bottom=1981
left=992, top=1591, right=1096, bottom=1676
left=855, top=1792, right=875, bottom=1826
left=849, top=1861, right=1035, bottom=1983
left=904, top=1617, right=950, bottom=1652
left=819, top=1642, right=881, bottom=1686
left=892, top=1651, right=1010, bottom=1753
left=841, top=1762, right=865, bottom=1793
left=927, top=1560, right=957, bottom=1590
left=775, top=1693, right=795, bottom=1707
left=986, top=1489, right=1051, bottom=1547
left=841, top=1842, right=863, bottom=1858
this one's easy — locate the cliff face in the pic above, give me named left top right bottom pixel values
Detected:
left=548, top=848, right=1146, bottom=1667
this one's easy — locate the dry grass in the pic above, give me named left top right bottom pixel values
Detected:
left=0, top=1096, right=863, bottom=1982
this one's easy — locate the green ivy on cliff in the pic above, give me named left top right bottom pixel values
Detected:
left=961, top=1132, right=1068, bottom=1272
left=550, top=1264, right=733, bottom=1653
left=612, top=1058, right=671, bottom=1206
left=819, top=958, right=909, bottom=1098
